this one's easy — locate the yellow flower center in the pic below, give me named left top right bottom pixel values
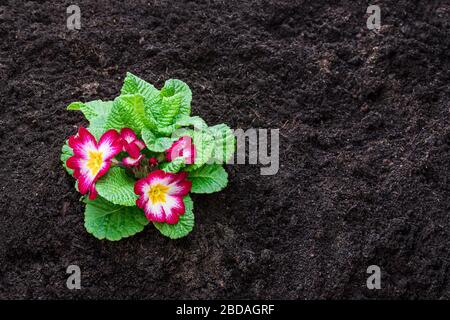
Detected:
left=148, top=183, right=170, bottom=204
left=86, top=151, right=103, bottom=176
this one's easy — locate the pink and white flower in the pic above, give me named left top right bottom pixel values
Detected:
left=119, top=128, right=146, bottom=167
left=166, top=136, right=196, bottom=164
left=66, top=127, right=122, bottom=200
left=134, top=170, right=192, bottom=224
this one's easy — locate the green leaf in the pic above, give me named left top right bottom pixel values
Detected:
left=86, top=100, right=114, bottom=122
left=61, top=140, right=74, bottom=175
left=175, top=115, right=208, bottom=130
left=157, top=94, right=182, bottom=128
left=121, top=72, right=160, bottom=105
left=159, top=157, right=185, bottom=173
left=156, top=125, right=176, bottom=136
left=121, top=72, right=160, bottom=129
left=88, top=102, right=114, bottom=139
left=84, top=196, right=148, bottom=241
left=88, top=125, right=106, bottom=140
left=120, top=74, right=193, bottom=130
left=188, top=165, right=228, bottom=193
left=67, top=101, right=84, bottom=111
left=96, top=167, right=138, bottom=206
left=208, top=124, right=236, bottom=164
left=176, top=129, right=214, bottom=169
left=106, top=94, right=151, bottom=133
left=153, top=195, right=194, bottom=239
left=160, top=79, right=192, bottom=117
left=155, top=116, right=208, bottom=137
left=141, top=128, right=173, bottom=152
left=67, top=100, right=114, bottom=139
left=68, top=100, right=113, bottom=122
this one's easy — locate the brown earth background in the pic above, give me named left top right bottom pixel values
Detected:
left=0, top=0, right=449, bottom=299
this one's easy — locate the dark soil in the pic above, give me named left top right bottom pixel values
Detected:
left=0, top=0, right=449, bottom=299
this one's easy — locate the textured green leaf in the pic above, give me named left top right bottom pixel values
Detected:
left=96, top=167, right=138, bottom=206
left=160, top=79, right=192, bottom=117
left=88, top=125, right=106, bottom=140
left=106, top=94, right=150, bottom=133
left=61, top=140, right=74, bottom=175
left=208, top=124, right=236, bottom=164
left=121, top=72, right=160, bottom=103
left=175, top=115, right=208, bottom=130
left=84, top=196, right=148, bottom=241
left=89, top=113, right=114, bottom=139
left=90, top=100, right=114, bottom=116
left=179, top=129, right=215, bottom=169
left=67, top=101, right=85, bottom=111
left=153, top=195, right=194, bottom=239
left=160, top=157, right=185, bottom=173
left=141, top=128, right=173, bottom=152
left=155, top=116, right=208, bottom=136
left=157, top=94, right=182, bottom=128
left=156, top=125, right=176, bottom=136
left=120, top=74, right=193, bottom=130
left=121, top=72, right=160, bottom=129
left=188, top=165, right=228, bottom=193
left=67, top=100, right=114, bottom=139
left=68, top=100, right=113, bottom=122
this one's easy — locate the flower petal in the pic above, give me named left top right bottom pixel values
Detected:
left=134, top=139, right=146, bottom=150
left=98, top=129, right=122, bottom=160
left=78, top=127, right=97, bottom=145
left=144, top=202, right=166, bottom=223
left=88, top=184, right=98, bottom=200
left=186, top=144, right=196, bottom=164
left=172, top=171, right=188, bottom=182
left=66, top=156, right=83, bottom=170
left=162, top=195, right=185, bottom=224
left=77, top=172, right=96, bottom=195
left=72, top=168, right=81, bottom=179
left=146, top=170, right=172, bottom=186
left=96, top=160, right=111, bottom=180
left=68, top=127, right=97, bottom=159
left=120, top=128, right=137, bottom=144
left=165, top=140, right=181, bottom=161
left=168, top=180, right=192, bottom=197
left=122, top=154, right=143, bottom=167
left=134, top=177, right=150, bottom=195
left=136, top=196, right=147, bottom=209
left=125, top=142, right=141, bottom=159
left=165, top=136, right=196, bottom=164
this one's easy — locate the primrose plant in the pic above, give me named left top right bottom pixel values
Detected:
left=61, top=73, right=235, bottom=240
